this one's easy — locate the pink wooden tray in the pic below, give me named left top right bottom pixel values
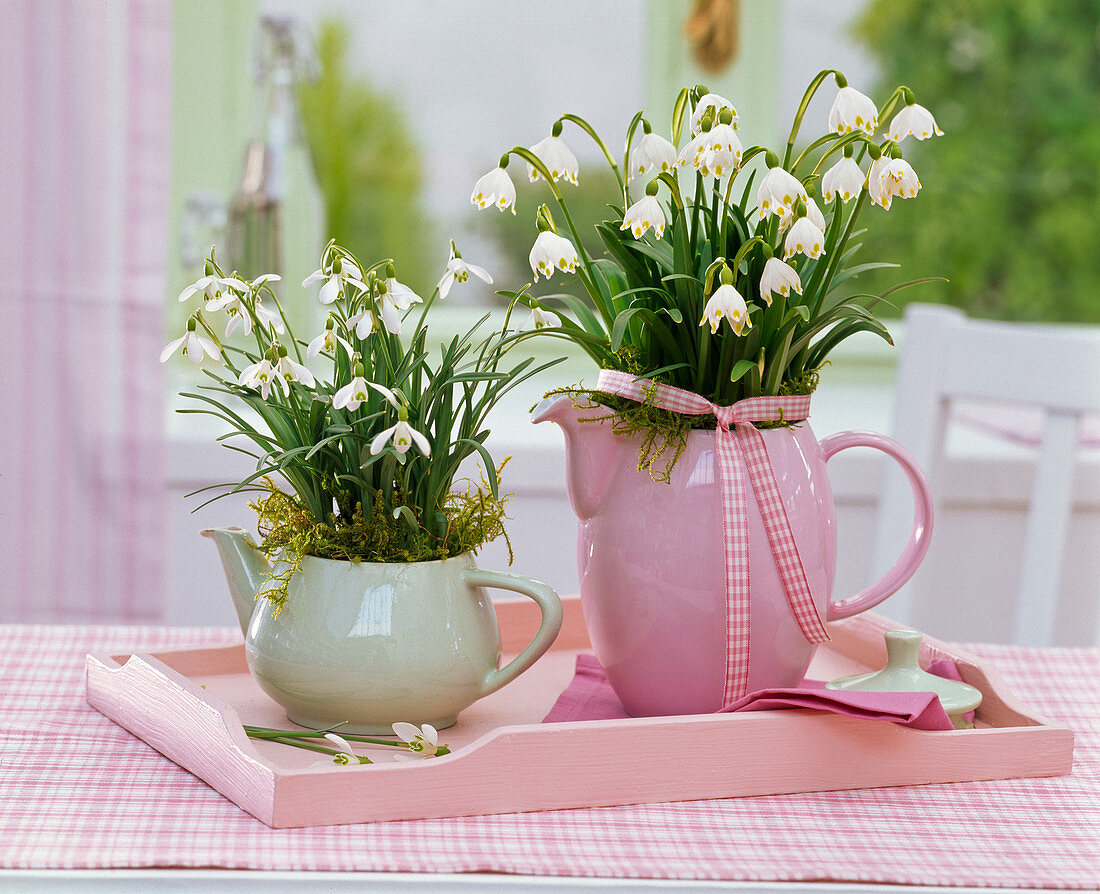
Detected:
left=85, top=597, right=1074, bottom=828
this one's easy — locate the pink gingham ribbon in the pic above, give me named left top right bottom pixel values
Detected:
left=597, top=370, right=831, bottom=704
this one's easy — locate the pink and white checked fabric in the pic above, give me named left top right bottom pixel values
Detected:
left=1, top=624, right=1098, bottom=887
left=596, top=370, right=830, bottom=704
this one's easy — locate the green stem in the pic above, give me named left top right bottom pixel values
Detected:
left=784, top=68, right=838, bottom=168
left=559, top=112, right=624, bottom=195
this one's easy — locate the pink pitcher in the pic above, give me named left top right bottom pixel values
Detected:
left=533, top=394, right=933, bottom=717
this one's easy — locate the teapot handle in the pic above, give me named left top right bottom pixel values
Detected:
left=462, top=568, right=564, bottom=697
left=819, top=431, right=934, bottom=621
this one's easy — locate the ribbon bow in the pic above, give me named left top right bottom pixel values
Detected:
left=596, top=369, right=830, bottom=704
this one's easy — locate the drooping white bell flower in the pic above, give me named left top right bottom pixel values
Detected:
left=881, top=158, right=922, bottom=200
left=437, top=243, right=493, bottom=299
left=346, top=309, right=375, bottom=339
left=159, top=319, right=220, bottom=365
left=527, top=305, right=561, bottom=330
left=867, top=155, right=894, bottom=210
left=699, top=282, right=751, bottom=335
left=237, top=358, right=287, bottom=400
left=620, top=193, right=665, bottom=239
left=702, top=122, right=742, bottom=179
left=254, top=300, right=286, bottom=335
left=177, top=272, right=247, bottom=305
left=784, top=215, right=827, bottom=260
left=675, top=130, right=710, bottom=172
left=779, top=197, right=826, bottom=234
left=690, top=92, right=738, bottom=135
left=527, top=135, right=579, bottom=185
left=629, top=130, right=677, bottom=182
left=332, top=369, right=398, bottom=412
left=470, top=165, right=517, bottom=214
left=303, top=257, right=367, bottom=305
left=306, top=320, right=353, bottom=359
left=370, top=418, right=431, bottom=457
left=528, top=230, right=579, bottom=281
left=205, top=290, right=252, bottom=337
left=822, top=156, right=866, bottom=203
left=758, top=257, right=803, bottom=306
left=274, top=351, right=315, bottom=389
left=321, top=733, right=371, bottom=766
left=757, top=165, right=807, bottom=218
left=828, top=85, right=879, bottom=136
left=886, top=102, right=943, bottom=142
left=376, top=275, right=423, bottom=336
left=391, top=722, right=447, bottom=758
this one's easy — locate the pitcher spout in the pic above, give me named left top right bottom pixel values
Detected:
left=532, top=393, right=623, bottom=520
left=200, top=526, right=272, bottom=636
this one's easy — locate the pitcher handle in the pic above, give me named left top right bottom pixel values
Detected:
left=819, top=431, right=934, bottom=621
left=462, top=568, right=564, bottom=697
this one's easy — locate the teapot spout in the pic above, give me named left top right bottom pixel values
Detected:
left=532, top=393, right=623, bottom=520
left=200, top=526, right=271, bottom=636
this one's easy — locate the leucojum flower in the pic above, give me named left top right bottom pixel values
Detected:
left=700, top=267, right=751, bottom=335
left=621, top=181, right=666, bottom=239
left=529, top=208, right=579, bottom=281
left=465, top=71, right=940, bottom=414
left=470, top=157, right=517, bottom=214
left=628, top=121, right=677, bottom=182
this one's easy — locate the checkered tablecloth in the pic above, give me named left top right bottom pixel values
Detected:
left=0, top=624, right=1097, bottom=888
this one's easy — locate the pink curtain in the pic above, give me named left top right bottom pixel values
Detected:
left=0, top=1, right=172, bottom=622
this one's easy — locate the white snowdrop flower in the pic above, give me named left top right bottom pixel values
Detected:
left=306, top=321, right=353, bottom=360
left=822, top=156, right=866, bottom=203
left=159, top=320, right=220, bottom=365
left=886, top=102, right=943, bottom=142
left=254, top=300, right=285, bottom=335
left=237, top=358, right=287, bottom=400
left=392, top=722, right=447, bottom=758
left=620, top=193, right=666, bottom=239
left=829, top=85, right=879, bottom=136
left=527, top=135, right=579, bottom=185
left=332, top=371, right=398, bottom=412
left=321, top=733, right=370, bottom=766
left=757, top=166, right=807, bottom=218
left=376, top=276, right=423, bottom=336
left=437, top=245, right=493, bottom=300
left=303, top=257, right=367, bottom=305
left=178, top=273, right=247, bottom=305
left=629, top=131, right=677, bottom=182
left=882, top=157, right=922, bottom=199
left=758, top=257, right=803, bottom=306
left=700, top=282, right=750, bottom=335
left=690, top=92, right=737, bottom=135
left=274, top=352, right=315, bottom=389
left=346, top=309, right=375, bottom=339
left=205, top=290, right=252, bottom=337
left=528, top=231, right=578, bottom=282
left=370, top=418, right=431, bottom=457
left=784, top=216, right=826, bottom=260
left=527, top=305, right=561, bottom=330
left=470, top=165, right=517, bottom=214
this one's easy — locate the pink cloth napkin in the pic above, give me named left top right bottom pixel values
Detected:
left=543, top=653, right=964, bottom=730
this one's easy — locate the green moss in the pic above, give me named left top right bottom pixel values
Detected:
left=249, top=472, right=511, bottom=614
left=546, top=368, right=821, bottom=484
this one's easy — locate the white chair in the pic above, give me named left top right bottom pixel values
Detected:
left=872, top=303, right=1100, bottom=646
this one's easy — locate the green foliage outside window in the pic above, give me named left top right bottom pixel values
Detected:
left=856, top=0, right=1100, bottom=322
left=297, top=22, right=434, bottom=297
